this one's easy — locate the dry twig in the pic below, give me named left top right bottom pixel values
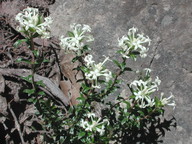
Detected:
left=8, top=102, right=25, bottom=144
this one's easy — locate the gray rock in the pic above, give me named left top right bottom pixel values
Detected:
left=49, top=0, right=192, bottom=143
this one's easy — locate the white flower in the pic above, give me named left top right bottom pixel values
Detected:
left=128, top=27, right=137, bottom=34
left=84, top=55, right=112, bottom=89
left=43, top=17, right=53, bottom=27
left=118, top=36, right=129, bottom=51
left=82, top=24, right=91, bottom=32
left=96, top=125, right=105, bottom=135
left=160, top=93, right=176, bottom=109
left=145, top=96, right=155, bottom=107
left=84, top=54, right=95, bottom=67
left=80, top=119, right=88, bottom=129
left=155, top=76, right=161, bottom=86
left=87, top=112, right=96, bottom=118
left=102, top=119, right=109, bottom=126
left=119, top=101, right=127, bottom=109
left=103, top=71, right=112, bottom=82
left=60, top=23, right=94, bottom=55
left=85, top=124, right=94, bottom=132
left=86, top=69, right=100, bottom=80
left=144, top=68, right=152, bottom=75
left=15, top=7, right=52, bottom=39
left=118, top=27, right=151, bottom=59
left=79, top=112, right=109, bottom=136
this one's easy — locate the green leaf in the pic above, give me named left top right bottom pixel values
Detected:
left=21, top=75, right=32, bottom=83
left=28, top=98, right=37, bottom=104
left=131, top=51, right=140, bottom=55
left=16, top=58, right=32, bottom=64
left=28, top=98, right=35, bottom=102
left=22, top=59, right=32, bottom=64
left=155, top=97, right=162, bottom=107
left=124, top=67, right=132, bottom=71
left=36, top=80, right=45, bottom=87
left=32, top=32, right=39, bottom=38
left=138, top=111, right=144, bottom=116
left=127, top=84, right=134, bottom=93
left=81, top=83, right=91, bottom=93
left=43, top=59, right=50, bottom=63
left=78, top=131, right=86, bottom=139
left=122, top=100, right=131, bottom=108
left=120, top=61, right=126, bottom=71
left=83, top=86, right=91, bottom=93
left=116, top=50, right=124, bottom=54
left=16, top=57, right=23, bottom=62
left=106, top=79, right=113, bottom=88
left=121, top=117, right=128, bottom=125
left=32, top=50, right=39, bottom=57
left=80, top=66, right=89, bottom=73
left=59, top=136, right=65, bottom=143
left=129, top=53, right=137, bottom=61
left=113, top=60, right=121, bottom=69
left=67, top=31, right=75, bottom=37
left=72, top=56, right=79, bottom=63
left=13, top=39, right=27, bottom=48
left=38, top=15, right=44, bottom=24
left=76, top=79, right=84, bottom=83
left=38, top=91, right=46, bottom=96
left=129, top=95, right=135, bottom=99
left=115, top=79, right=121, bottom=84
left=113, top=60, right=127, bottom=71
left=76, top=95, right=86, bottom=102
left=83, top=45, right=91, bottom=51
left=23, top=89, right=35, bottom=95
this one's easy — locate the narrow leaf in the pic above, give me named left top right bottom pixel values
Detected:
left=13, top=39, right=27, bottom=48
left=23, top=89, right=35, bottom=95
left=113, top=60, right=121, bottom=69
left=67, top=31, right=75, bottom=37
left=78, top=131, right=86, bottom=139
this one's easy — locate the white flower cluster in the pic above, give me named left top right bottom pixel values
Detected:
left=130, top=68, right=175, bottom=109
left=15, top=7, right=52, bottom=39
left=79, top=112, right=109, bottom=135
left=60, top=24, right=94, bottom=55
left=130, top=69, right=161, bottom=108
left=118, top=27, right=151, bottom=59
left=84, top=54, right=112, bottom=89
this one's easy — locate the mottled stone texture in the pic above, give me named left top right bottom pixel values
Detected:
left=49, top=0, right=192, bottom=143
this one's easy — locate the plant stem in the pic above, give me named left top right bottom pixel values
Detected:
left=100, top=58, right=126, bottom=97
left=30, top=37, right=36, bottom=91
left=78, top=55, right=90, bottom=86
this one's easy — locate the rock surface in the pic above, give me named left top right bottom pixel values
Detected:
left=49, top=0, right=192, bottom=143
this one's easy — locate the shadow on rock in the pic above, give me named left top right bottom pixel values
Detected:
left=122, top=117, right=177, bottom=144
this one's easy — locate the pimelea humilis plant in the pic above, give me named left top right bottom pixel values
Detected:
left=14, top=7, right=176, bottom=144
